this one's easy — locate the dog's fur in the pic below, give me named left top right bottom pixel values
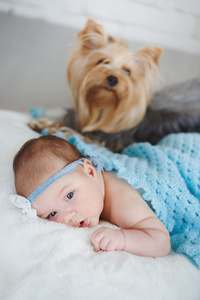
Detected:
left=29, top=20, right=200, bottom=153
left=67, top=19, right=162, bottom=133
left=63, top=77, right=200, bottom=152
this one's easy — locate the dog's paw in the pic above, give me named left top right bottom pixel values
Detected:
left=28, top=117, right=64, bottom=134
left=60, top=126, right=90, bottom=141
left=28, top=116, right=105, bottom=147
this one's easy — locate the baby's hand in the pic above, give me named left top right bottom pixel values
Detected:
left=91, top=227, right=125, bottom=252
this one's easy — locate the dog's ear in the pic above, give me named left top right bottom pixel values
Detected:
left=77, top=19, right=108, bottom=50
left=136, top=46, right=163, bottom=65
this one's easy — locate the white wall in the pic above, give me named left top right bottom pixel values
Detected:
left=0, top=0, right=200, bottom=55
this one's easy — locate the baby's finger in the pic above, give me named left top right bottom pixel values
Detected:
left=91, top=227, right=107, bottom=241
left=92, top=227, right=107, bottom=239
left=91, top=227, right=110, bottom=251
left=94, top=246, right=100, bottom=252
left=99, top=236, right=112, bottom=251
left=106, top=241, right=116, bottom=252
left=91, top=228, right=106, bottom=249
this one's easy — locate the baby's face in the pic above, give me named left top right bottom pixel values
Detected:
left=32, top=160, right=105, bottom=228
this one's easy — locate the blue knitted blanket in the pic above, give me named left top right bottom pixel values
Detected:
left=62, top=132, right=200, bottom=267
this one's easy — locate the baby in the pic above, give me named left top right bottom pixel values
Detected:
left=11, top=135, right=171, bottom=257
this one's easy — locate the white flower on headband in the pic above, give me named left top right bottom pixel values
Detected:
left=9, top=194, right=37, bottom=223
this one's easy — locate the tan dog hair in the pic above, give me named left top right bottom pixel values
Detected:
left=67, top=19, right=162, bottom=133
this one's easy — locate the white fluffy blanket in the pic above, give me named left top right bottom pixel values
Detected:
left=1, top=110, right=200, bottom=300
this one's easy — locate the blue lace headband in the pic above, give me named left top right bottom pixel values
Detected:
left=28, top=158, right=84, bottom=204
left=10, top=155, right=103, bottom=222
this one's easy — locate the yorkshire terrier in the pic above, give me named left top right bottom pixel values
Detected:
left=29, top=19, right=200, bottom=152
left=67, top=19, right=162, bottom=133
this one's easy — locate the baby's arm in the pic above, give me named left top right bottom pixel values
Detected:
left=92, top=172, right=171, bottom=257
left=120, top=216, right=170, bottom=257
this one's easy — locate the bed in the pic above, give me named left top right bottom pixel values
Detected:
left=1, top=109, right=200, bottom=300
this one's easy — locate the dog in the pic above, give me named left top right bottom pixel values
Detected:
left=67, top=19, right=162, bottom=133
left=29, top=19, right=200, bottom=152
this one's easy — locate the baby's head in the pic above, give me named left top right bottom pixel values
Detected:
left=13, top=135, right=85, bottom=199
left=12, top=135, right=104, bottom=227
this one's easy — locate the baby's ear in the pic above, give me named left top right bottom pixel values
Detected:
left=83, top=159, right=96, bottom=177
left=77, top=19, right=108, bottom=50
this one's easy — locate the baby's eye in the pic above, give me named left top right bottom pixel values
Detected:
left=47, top=211, right=57, bottom=219
left=66, top=192, right=74, bottom=201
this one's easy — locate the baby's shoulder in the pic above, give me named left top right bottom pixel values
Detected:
left=103, top=171, right=143, bottom=203
left=102, top=172, right=155, bottom=228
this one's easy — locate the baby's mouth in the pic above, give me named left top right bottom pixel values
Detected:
left=79, top=219, right=89, bottom=228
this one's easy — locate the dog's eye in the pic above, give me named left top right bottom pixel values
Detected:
left=97, top=59, right=104, bottom=64
left=97, top=59, right=109, bottom=65
left=124, top=69, right=131, bottom=76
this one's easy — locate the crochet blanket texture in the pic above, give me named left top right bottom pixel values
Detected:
left=62, top=133, right=200, bottom=267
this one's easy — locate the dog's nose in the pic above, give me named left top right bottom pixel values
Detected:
left=107, top=76, right=118, bottom=87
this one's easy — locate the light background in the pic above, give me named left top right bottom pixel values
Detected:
left=0, top=0, right=200, bottom=112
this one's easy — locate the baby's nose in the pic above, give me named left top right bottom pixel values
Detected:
left=63, top=210, right=77, bottom=225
